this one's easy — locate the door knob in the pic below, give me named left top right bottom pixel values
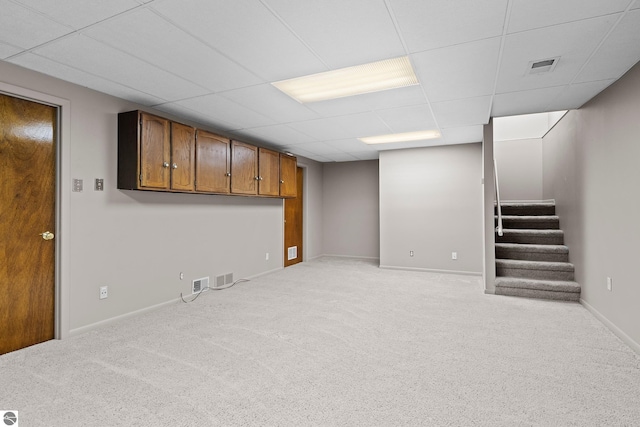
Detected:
left=40, top=231, right=54, bottom=241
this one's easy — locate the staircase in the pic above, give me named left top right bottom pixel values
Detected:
left=494, top=201, right=581, bottom=301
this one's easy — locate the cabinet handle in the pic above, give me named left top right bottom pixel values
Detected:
left=172, top=163, right=178, bottom=169
left=225, top=172, right=231, bottom=177
left=280, top=180, right=284, bottom=184
left=163, top=162, right=169, bottom=168
left=254, top=176, right=259, bottom=180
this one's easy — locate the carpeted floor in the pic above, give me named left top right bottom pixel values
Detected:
left=1, top=257, right=639, bottom=426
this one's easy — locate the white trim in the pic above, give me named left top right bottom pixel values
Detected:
left=320, top=254, right=380, bottom=261
left=581, top=298, right=640, bottom=356
left=0, top=82, right=71, bottom=340
left=500, top=199, right=556, bottom=204
left=379, top=265, right=483, bottom=276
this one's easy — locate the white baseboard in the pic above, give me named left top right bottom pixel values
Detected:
left=320, top=254, right=380, bottom=261
left=69, top=267, right=284, bottom=338
left=379, top=265, right=482, bottom=277
left=581, top=298, right=640, bottom=356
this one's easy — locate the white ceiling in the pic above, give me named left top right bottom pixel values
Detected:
left=1, top=0, right=639, bottom=162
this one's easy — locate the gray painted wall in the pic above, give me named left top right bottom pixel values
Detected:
left=0, top=60, right=323, bottom=333
left=322, top=161, right=379, bottom=258
left=379, top=144, right=483, bottom=274
left=297, top=157, right=324, bottom=261
left=494, top=138, right=543, bottom=201
left=542, top=62, right=640, bottom=351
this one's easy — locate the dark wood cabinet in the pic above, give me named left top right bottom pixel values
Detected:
left=231, top=140, right=258, bottom=195
left=195, top=130, right=230, bottom=193
left=170, top=122, right=196, bottom=192
left=279, top=153, right=297, bottom=198
left=258, top=148, right=280, bottom=196
left=118, top=110, right=296, bottom=198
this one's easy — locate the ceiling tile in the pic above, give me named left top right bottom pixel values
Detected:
left=153, top=102, right=238, bottom=131
left=9, top=52, right=165, bottom=105
left=84, top=9, right=262, bottom=92
left=440, top=125, right=484, bottom=145
left=376, top=104, right=437, bottom=133
left=575, top=10, right=640, bottom=83
left=324, top=153, right=360, bottom=162
left=492, top=86, right=565, bottom=117
left=0, top=42, right=22, bottom=59
left=389, top=0, right=508, bottom=52
left=233, top=124, right=316, bottom=146
left=289, top=141, right=344, bottom=156
left=289, top=112, right=391, bottom=141
left=0, top=0, right=71, bottom=49
left=176, top=94, right=275, bottom=130
left=325, top=138, right=378, bottom=153
left=351, top=151, right=380, bottom=161
left=508, top=0, right=632, bottom=33
left=432, top=96, right=491, bottom=128
left=151, top=0, right=327, bottom=81
left=281, top=145, right=332, bottom=162
left=374, top=138, right=445, bottom=151
left=546, top=79, right=616, bottom=110
left=412, top=37, right=501, bottom=102
left=497, top=15, right=620, bottom=93
left=264, top=0, right=404, bottom=68
left=32, top=34, right=208, bottom=101
left=15, top=0, right=140, bottom=29
left=219, top=84, right=318, bottom=124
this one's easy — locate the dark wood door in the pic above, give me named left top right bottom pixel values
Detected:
left=284, top=167, right=303, bottom=267
left=0, top=93, right=56, bottom=355
left=170, top=122, right=195, bottom=191
left=140, top=113, right=170, bottom=189
left=230, top=141, right=258, bottom=195
left=258, top=148, right=280, bottom=196
left=279, top=154, right=297, bottom=198
left=195, top=130, right=230, bottom=193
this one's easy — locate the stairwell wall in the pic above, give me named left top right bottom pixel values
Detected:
left=542, top=61, right=640, bottom=352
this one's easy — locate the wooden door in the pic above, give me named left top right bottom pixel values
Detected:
left=140, top=113, right=170, bottom=189
left=230, top=141, right=258, bottom=195
left=258, top=148, right=280, bottom=196
left=284, top=167, right=304, bottom=267
left=279, top=154, right=297, bottom=198
left=195, top=130, right=230, bottom=193
left=170, top=122, right=195, bottom=191
left=0, top=93, right=56, bottom=354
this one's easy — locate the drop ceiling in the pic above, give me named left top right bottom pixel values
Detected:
left=1, top=0, right=639, bottom=162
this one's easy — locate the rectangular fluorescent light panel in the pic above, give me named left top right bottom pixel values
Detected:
left=359, top=130, right=441, bottom=145
left=272, top=56, right=418, bottom=103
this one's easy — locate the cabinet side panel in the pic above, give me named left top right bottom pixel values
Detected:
left=117, top=111, right=141, bottom=190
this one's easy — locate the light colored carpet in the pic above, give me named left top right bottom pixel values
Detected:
left=1, top=257, right=639, bottom=426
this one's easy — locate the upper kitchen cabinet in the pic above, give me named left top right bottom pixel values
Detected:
left=230, top=140, right=258, bottom=195
left=258, top=148, right=280, bottom=197
left=279, top=153, right=297, bottom=198
left=195, top=130, right=230, bottom=194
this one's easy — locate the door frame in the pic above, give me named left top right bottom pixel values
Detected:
left=1, top=82, right=71, bottom=339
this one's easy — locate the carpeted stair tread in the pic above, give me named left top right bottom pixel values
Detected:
left=496, top=259, right=574, bottom=281
left=497, top=229, right=564, bottom=245
left=496, top=215, right=560, bottom=230
left=495, top=277, right=580, bottom=292
left=496, top=201, right=555, bottom=216
left=495, top=243, right=569, bottom=262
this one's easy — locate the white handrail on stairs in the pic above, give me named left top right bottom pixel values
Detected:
left=494, top=158, right=504, bottom=237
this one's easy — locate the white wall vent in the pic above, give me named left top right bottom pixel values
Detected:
left=288, top=246, right=298, bottom=261
left=192, top=277, right=209, bottom=294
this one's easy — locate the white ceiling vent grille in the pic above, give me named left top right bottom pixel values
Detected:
left=527, top=57, right=560, bottom=75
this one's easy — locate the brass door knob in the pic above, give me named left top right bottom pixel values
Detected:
left=40, top=231, right=54, bottom=241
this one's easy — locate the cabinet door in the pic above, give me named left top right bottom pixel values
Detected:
left=195, top=130, right=230, bottom=193
left=140, top=113, right=170, bottom=189
left=170, top=122, right=195, bottom=191
left=258, top=148, right=280, bottom=196
left=279, top=154, right=297, bottom=198
left=231, top=141, right=258, bottom=195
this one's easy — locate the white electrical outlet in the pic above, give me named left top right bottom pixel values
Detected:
left=100, top=286, right=108, bottom=299
left=452, top=252, right=458, bottom=260
left=265, top=252, right=269, bottom=261
left=409, top=250, right=414, bottom=257
left=607, top=277, right=612, bottom=291
left=179, top=272, right=184, bottom=280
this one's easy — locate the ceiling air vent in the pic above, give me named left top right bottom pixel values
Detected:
left=527, top=57, right=560, bottom=75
